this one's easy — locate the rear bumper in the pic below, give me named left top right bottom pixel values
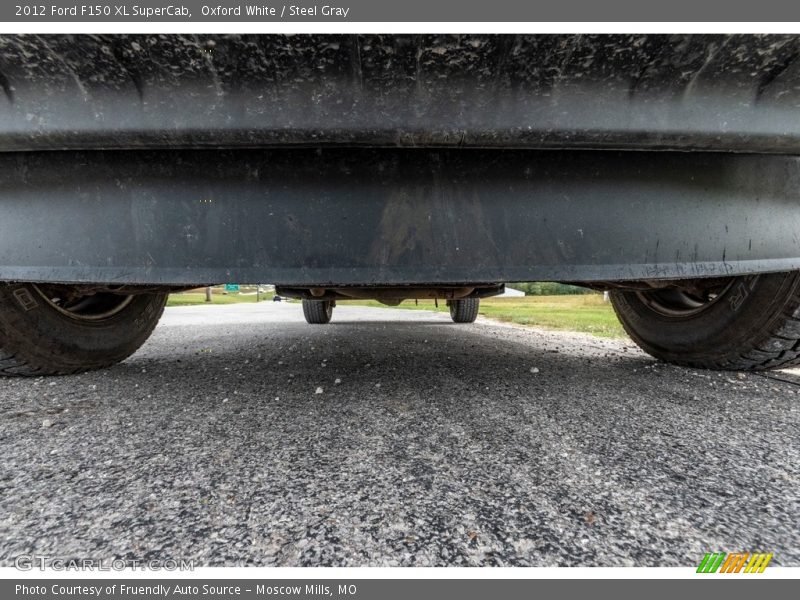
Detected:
left=1, top=148, right=799, bottom=286
left=2, top=34, right=800, bottom=154
left=4, top=34, right=800, bottom=287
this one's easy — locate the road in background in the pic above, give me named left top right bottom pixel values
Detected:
left=1, top=303, right=798, bottom=566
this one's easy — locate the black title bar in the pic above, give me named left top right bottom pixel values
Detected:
left=6, top=0, right=800, bottom=22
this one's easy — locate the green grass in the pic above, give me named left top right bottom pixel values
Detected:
left=166, top=290, right=274, bottom=306
left=476, top=295, right=625, bottom=337
left=340, top=295, right=626, bottom=338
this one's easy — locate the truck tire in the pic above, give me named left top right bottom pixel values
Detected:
left=302, top=299, right=333, bottom=324
left=449, top=298, right=480, bottom=323
left=610, top=272, right=800, bottom=370
left=0, top=283, right=167, bottom=376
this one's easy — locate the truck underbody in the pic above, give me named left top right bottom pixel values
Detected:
left=2, top=34, right=800, bottom=374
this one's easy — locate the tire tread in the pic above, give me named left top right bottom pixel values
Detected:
left=0, top=285, right=166, bottom=377
left=302, top=299, right=332, bottom=324
left=612, top=277, right=800, bottom=371
left=450, top=298, right=480, bottom=323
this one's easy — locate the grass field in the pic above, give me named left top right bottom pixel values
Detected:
left=478, top=295, right=625, bottom=337
left=341, top=295, right=626, bottom=338
left=167, top=290, right=626, bottom=338
left=166, top=290, right=273, bottom=306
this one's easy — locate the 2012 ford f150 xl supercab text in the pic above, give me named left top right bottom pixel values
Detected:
left=2, top=34, right=800, bottom=375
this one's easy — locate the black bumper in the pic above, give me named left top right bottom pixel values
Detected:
left=3, top=34, right=800, bottom=286
left=1, top=34, right=800, bottom=154
left=1, top=148, right=799, bottom=286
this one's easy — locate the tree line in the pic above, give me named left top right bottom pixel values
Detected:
left=507, top=282, right=594, bottom=296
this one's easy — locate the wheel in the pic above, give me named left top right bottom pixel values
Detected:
left=0, top=283, right=167, bottom=376
left=610, top=272, right=800, bottom=370
left=302, top=299, right=333, bottom=324
left=449, top=298, right=480, bottom=323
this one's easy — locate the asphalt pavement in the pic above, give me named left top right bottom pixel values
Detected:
left=1, top=302, right=798, bottom=567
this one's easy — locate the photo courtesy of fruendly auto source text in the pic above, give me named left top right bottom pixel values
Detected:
left=0, top=1, right=798, bottom=598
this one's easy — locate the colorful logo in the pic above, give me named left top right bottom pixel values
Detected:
left=697, top=552, right=773, bottom=573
